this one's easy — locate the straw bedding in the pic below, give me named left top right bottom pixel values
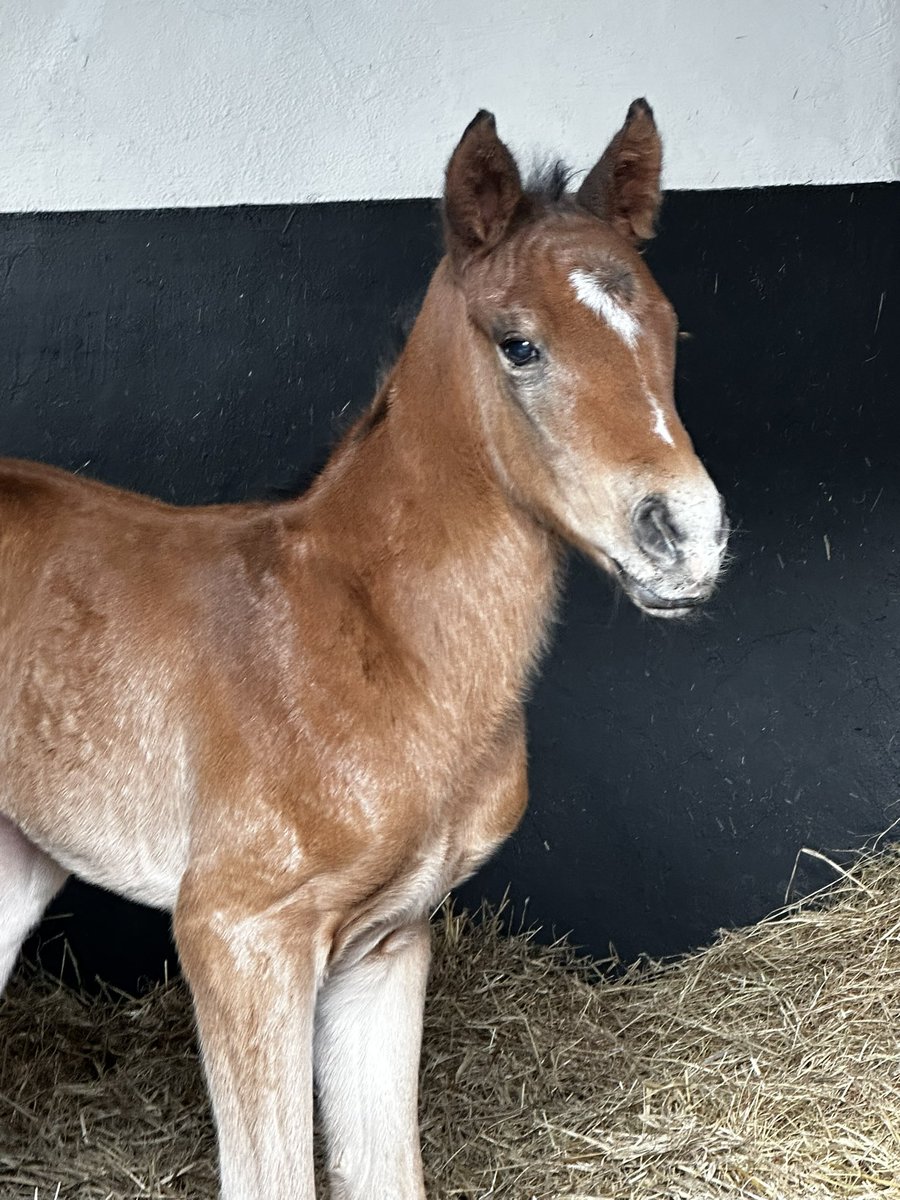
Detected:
left=1, top=846, right=898, bottom=1199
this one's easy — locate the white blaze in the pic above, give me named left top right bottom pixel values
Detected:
left=569, top=268, right=640, bottom=348
left=568, top=268, right=674, bottom=448
left=646, top=392, right=675, bottom=446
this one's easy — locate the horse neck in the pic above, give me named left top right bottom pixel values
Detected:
left=301, top=261, right=561, bottom=717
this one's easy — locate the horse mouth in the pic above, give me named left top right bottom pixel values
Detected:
left=615, top=569, right=712, bottom=618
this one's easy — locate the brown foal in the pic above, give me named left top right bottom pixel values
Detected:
left=0, top=100, right=727, bottom=1198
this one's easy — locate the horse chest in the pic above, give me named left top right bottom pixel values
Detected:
left=322, top=718, right=527, bottom=968
left=393, top=713, right=528, bottom=901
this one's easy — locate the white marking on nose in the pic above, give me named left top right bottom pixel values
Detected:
left=569, top=268, right=640, bottom=348
left=646, top=391, right=675, bottom=446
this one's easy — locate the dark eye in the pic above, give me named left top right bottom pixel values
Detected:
left=500, top=338, right=540, bottom=367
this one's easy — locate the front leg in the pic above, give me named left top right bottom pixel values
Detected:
left=311, top=718, right=527, bottom=1200
left=314, top=921, right=431, bottom=1200
left=174, top=873, right=326, bottom=1200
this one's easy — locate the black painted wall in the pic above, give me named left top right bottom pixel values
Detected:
left=2, top=183, right=898, bottom=988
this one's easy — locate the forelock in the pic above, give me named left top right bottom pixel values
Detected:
left=524, top=158, right=576, bottom=208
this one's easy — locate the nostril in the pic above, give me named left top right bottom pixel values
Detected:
left=633, top=495, right=683, bottom=564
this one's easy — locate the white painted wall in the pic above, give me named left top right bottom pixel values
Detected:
left=1, top=0, right=896, bottom=211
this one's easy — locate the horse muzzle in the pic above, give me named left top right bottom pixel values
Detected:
left=615, top=488, right=729, bottom=618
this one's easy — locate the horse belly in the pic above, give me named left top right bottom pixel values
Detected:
left=4, top=743, right=191, bottom=910
left=48, top=757, right=190, bottom=912
left=0, top=657, right=193, bottom=911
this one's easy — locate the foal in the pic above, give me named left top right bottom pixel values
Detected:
left=0, top=101, right=726, bottom=1198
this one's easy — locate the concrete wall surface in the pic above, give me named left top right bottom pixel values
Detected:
left=1, top=0, right=897, bottom=211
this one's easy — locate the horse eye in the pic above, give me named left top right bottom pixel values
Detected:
left=500, top=338, right=540, bottom=367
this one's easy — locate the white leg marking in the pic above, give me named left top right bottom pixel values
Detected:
left=315, top=923, right=430, bottom=1200
left=569, top=268, right=640, bottom=348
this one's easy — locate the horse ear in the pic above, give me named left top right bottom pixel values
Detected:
left=576, top=98, right=662, bottom=243
left=443, top=111, right=524, bottom=268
